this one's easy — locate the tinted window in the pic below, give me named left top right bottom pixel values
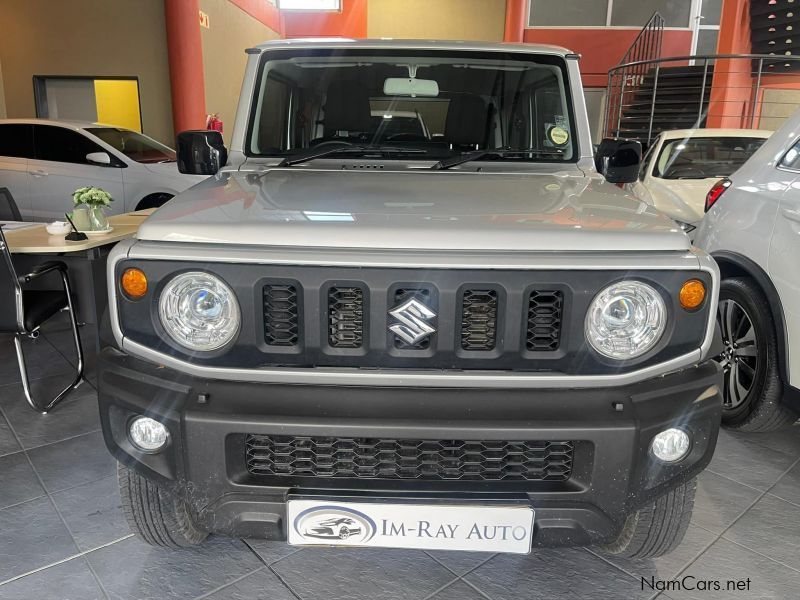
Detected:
left=654, top=137, right=767, bottom=179
left=86, top=128, right=175, bottom=163
left=0, top=124, right=34, bottom=159
left=780, top=140, right=800, bottom=170
left=33, top=125, right=105, bottom=164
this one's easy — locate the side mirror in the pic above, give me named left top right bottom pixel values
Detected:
left=176, top=130, right=228, bottom=175
left=595, top=138, right=642, bottom=184
left=86, top=151, right=112, bottom=166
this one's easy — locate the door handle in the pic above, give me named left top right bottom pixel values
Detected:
left=781, top=208, right=800, bottom=224
left=29, top=169, right=48, bottom=178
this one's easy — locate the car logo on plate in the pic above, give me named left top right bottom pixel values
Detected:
left=388, top=298, right=436, bottom=345
left=293, top=505, right=377, bottom=543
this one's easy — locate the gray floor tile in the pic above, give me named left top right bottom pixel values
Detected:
left=768, top=459, right=800, bottom=507
left=0, top=413, right=20, bottom=458
left=0, top=377, right=99, bottom=450
left=51, top=475, right=128, bottom=552
left=87, top=536, right=263, bottom=600
left=602, top=525, right=717, bottom=582
left=730, top=424, right=800, bottom=458
left=689, top=470, right=762, bottom=534
left=0, top=556, right=105, bottom=600
left=722, top=494, right=800, bottom=571
left=44, top=324, right=99, bottom=387
left=244, top=539, right=301, bottom=566
left=0, top=453, right=45, bottom=510
left=272, top=547, right=454, bottom=600
left=200, top=567, right=296, bottom=600
left=0, top=496, right=79, bottom=582
left=429, top=580, right=486, bottom=600
left=27, top=430, right=115, bottom=493
left=706, top=430, right=798, bottom=491
left=0, top=334, right=76, bottom=384
left=668, top=538, right=800, bottom=600
left=463, top=548, right=649, bottom=600
left=426, top=550, right=495, bottom=576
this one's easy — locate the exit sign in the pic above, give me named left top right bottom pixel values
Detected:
left=199, top=10, right=210, bottom=28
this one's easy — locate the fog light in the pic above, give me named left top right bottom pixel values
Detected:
left=651, top=428, right=691, bottom=463
left=128, top=416, right=169, bottom=452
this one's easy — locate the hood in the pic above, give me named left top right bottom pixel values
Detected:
left=647, top=178, right=717, bottom=225
left=136, top=169, right=690, bottom=252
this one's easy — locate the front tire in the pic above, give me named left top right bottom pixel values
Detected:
left=117, top=462, right=208, bottom=548
left=715, top=277, right=796, bottom=431
left=601, top=479, right=696, bottom=559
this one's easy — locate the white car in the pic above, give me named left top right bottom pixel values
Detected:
left=0, top=119, right=206, bottom=221
left=694, top=111, right=800, bottom=431
left=628, top=128, right=771, bottom=230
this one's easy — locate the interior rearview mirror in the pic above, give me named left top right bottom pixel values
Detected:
left=383, top=78, right=439, bottom=98
left=86, top=151, right=112, bottom=166
left=595, top=138, right=642, bottom=184
left=176, top=130, right=228, bottom=176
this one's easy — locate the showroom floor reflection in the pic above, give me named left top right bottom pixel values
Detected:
left=0, top=314, right=799, bottom=600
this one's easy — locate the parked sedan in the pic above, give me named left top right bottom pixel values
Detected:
left=0, top=119, right=206, bottom=221
left=627, top=128, right=771, bottom=230
left=694, top=111, right=800, bottom=431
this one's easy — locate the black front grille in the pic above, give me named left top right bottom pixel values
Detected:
left=526, top=290, right=563, bottom=351
left=245, top=435, right=574, bottom=481
left=461, top=289, right=498, bottom=351
left=328, top=286, right=364, bottom=348
left=263, top=284, right=299, bottom=346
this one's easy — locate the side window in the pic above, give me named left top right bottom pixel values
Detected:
left=780, top=140, right=800, bottom=171
left=33, top=125, right=104, bottom=164
left=0, top=124, right=34, bottom=159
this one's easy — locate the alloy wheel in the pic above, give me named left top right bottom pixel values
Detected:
left=716, top=299, right=759, bottom=410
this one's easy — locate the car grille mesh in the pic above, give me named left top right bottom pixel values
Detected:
left=461, top=289, right=498, bottom=351
left=263, top=284, right=299, bottom=346
left=328, top=286, right=364, bottom=348
left=526, top=290, right=563, bottom=351
left=245, top=435, right=574, bottom=481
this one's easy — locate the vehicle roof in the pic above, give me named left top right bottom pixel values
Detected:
left=0, top=118, right=119, bottom=131
left=252, top=37, right=573, bottom=57
left=660, top=128, right=773, bottom=140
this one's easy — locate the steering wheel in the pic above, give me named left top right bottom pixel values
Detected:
left=310, top=140, right=359, bottom=149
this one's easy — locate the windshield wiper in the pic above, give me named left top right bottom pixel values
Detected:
left=277, top=142, right=427, bottom=167
left=431, top=148, right=565, bottom=170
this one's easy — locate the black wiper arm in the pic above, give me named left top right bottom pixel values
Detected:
left=431, top=148, right=565, bottom=170
left=277, top=143, right=426, bottom=167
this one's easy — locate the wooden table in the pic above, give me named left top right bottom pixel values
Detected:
left=5, top=209, right=154, bottom=346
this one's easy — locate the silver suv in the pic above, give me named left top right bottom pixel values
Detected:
left=98, top=40, right=722, bottom=559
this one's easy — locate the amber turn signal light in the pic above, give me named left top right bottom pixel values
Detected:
left=679, top=279, right=706, bottom=310
left=121, top=268, right=148, bottom=299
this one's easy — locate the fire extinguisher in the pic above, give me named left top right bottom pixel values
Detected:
left=206, top=113, right=223, bottom=133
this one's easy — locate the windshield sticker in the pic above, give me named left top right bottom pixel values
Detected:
left=548, top=126, right=570, bottom=146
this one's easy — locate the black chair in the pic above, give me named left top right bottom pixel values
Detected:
left=0, top=187, right=22, bottom=221
left=0, top=226, right=83, bottom=413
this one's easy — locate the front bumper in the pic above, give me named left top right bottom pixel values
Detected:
left=98, top=348, right=722, bottom=548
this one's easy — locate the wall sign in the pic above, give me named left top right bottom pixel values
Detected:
left=199, top=10, right=210, bottom=29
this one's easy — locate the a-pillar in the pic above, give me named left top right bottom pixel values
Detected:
left=164, top=0, right=207, bottom=137
left=504, top=0, right=526, bottom=43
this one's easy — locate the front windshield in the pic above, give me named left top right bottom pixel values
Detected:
left=247, top=49, right=576, bottom=162
left=654, top=137, right=766, bottom=179
left=86, top=128, right=176, bottom=163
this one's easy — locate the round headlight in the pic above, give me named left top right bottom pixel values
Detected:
left=585, top=280, right=666, bottom=359
left=158, top=272, right=240, bottom=351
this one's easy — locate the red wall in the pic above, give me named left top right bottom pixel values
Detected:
left=523, top=29, right=694, bottom=87
left=281, top=0, right=367, bottom=38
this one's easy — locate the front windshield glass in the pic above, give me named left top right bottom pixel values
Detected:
left=86, top=128, right=176, bottom=163
left=247, top=49, right=576, bottom=162
left=654, top=137, right=766, bottom=179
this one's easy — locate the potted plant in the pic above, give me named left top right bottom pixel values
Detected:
left=72, top=187, right=113, bottom=231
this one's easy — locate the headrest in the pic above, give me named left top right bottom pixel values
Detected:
left=323, top=81, right=371, bottom=133
left=445, top=95, right=488, bottom=146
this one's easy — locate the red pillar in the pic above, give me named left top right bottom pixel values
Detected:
left=504, top=0, right=526, bottom=43
left=164, top=0, right=207, bottom=136
left=706, top=0, right=752, bottom=128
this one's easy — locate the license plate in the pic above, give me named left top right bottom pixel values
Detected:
left=286, top=499, right=534, bottom=554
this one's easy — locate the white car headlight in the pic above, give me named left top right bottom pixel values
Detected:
left=585, top=280, right=666, bottom=359
left=158, top=272, right=240, bottom=351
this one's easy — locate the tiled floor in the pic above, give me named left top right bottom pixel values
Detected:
left=1, top=314, right=800, bottom=600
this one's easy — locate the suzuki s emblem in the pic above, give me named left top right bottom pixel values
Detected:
left=388, top=298, right=436, bottom=345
